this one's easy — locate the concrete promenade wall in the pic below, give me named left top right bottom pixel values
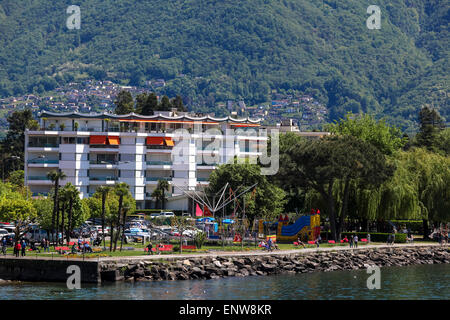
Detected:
left=0, top=258, right=100, bottom=283
left=0, top=244, right=447, bottom=283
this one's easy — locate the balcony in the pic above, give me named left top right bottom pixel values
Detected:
left=90, top=145, right=119, bottom=149
left=89, top=160, right=118, bottom=165
left=28, top=159, right=59, bottom=164
left=28, top=176, right=51, bottom=180
left=197, top=163, right=218, bottom=168
left=145, top=192, right=172, bottom=198
left=89, top=176, right=118, bottom=181
left=146, top=161, right=172, bottom=165
left=28, top=143, right=59, bottom=148
left=145, top=177, right=172, bottom=182
left=31, top=192, right=49, bottom=197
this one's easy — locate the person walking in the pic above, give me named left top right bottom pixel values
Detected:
left=45, top=238, right=50, bottom=252
left=147, top=242, right=153, bottom=255
left=14, top=242, right=21, bottom=257
left=353, top=234, right=358, bottom=248
left=1, top=237, right=7, bottom=255
left=21, top=240, right=26, bottom=256
left=315, top=235, right=321, bottom=248
left=367, top=233, right=371, bottom=244
left=349, top=235, right=353, bottom=248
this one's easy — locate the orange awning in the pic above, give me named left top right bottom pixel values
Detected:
left=164, top=137, right=174, bottom=147
left=147, top=137, right=164, bottom=145
left=108, top=136, right=120, bottom=145
left=90, top=135, right=107, bottom=144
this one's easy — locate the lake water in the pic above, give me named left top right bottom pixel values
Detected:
left=1, top=264, right=448, bottom=300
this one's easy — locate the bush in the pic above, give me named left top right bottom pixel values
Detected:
left=173, top=245, right=180, bottom=252
left=194, top=231, right=207, bottom=249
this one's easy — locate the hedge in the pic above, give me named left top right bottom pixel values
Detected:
left=132, top=209, right=185, bottom=216
left=320, top=231, right=407, bottom=243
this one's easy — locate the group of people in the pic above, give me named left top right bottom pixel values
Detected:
left=341, top=234, right=360, bottom=248
left=71, top=238, right=93, bottom=254
left=146, top=241, right=167, bottom=255
left=259, top=237, right=279, bottom=251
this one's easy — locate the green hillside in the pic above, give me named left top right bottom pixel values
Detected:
left=0, top=0, right=448, bottom=130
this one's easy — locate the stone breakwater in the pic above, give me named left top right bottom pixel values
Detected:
left=100, top=246, right=450, bottom=282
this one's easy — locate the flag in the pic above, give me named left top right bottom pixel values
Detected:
left=195, top=203, right=203, bottom=217
left=204, top=206, right=212, bottom=217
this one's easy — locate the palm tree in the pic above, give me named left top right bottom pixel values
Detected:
left=58, top=188, right=68, bottom=245
left=152, top=179, right=170, bottom=209
left=47, top=170, right=66, bottom=246
left=62, top=183, right=80, bottom=243
left=113, top=182, right=130, bottom=251
left=96, top=186, right=112, bottom=249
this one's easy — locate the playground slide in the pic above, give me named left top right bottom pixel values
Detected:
left=280, top=216, right=311, bottom=237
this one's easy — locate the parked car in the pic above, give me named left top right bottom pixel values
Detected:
left=149, top=213, right=161, bottom=219
left=182, top=227, right=202, bottom=238
left=159, top=212, right=175, bottom=218
left=0, top=229, right=11, bottom=238
left=24, top=228, right=49, bottom=242
left=123, top=228, right=150, bottom=243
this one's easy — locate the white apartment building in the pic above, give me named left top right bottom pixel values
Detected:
left=24, top=111, right=267, bottom=212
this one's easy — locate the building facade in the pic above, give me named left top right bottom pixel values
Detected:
left=25, top=111, right=267, bottom=212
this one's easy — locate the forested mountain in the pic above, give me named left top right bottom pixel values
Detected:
left=0, top=0, right=448, bottom=130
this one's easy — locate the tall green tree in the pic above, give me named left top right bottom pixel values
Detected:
left=1, top=109, right=39, bottom=178
left=280, top=135, right=394, bottom=240
left=47, top=170, right=66, bottom=244
left=60, top=182, right=81, bottom=243
left=415, top=106, right=445, bottom=152
left=134, top=92, right=149, bottom=114
left=0, top=196, right=37, bottom=242
left=152, top=180, right=170, bottom=209
left=326, top=113, right=406, bottom=155
left=114, top=90, right=134, bottom=115
left=141, top=92, right=158, bottom=115
left=171, top=95, right=187, bottom=112
left=95, top=186, right=112, bottom=249
left=113, top=182, right=131, bottom=251
left=159, top=95, right=171, bottom=111
left=207, top=162, right=286, bottom=225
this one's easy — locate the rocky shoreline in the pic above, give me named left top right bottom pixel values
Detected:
left=100, top=246, right=450, bottom=282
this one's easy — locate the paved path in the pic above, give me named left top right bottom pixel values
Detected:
left=98, top=242, right=447, bottom=263
left=0, top=242, right=446, bottom=263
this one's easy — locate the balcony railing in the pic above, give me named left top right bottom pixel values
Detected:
left=28, top=159, right=59, bottom=164
left=28, top=144, right=59, bottom=148
left=32, top=192, right=49, bottom=197
left=145, top=192, right=172, bottom=197
left=146, top=145, right=173, bottom=150
left=90, top=145, right=119, bottom=149
left=197, top=178, right=209, bottom=182
left=28, top=176, right=51, bottom=180
left=145, top=177, right=171, bottom=182
left=197, top=163, right=218, bottom=167
left=89, top=160, right=118, bottom=165
left=146, top=161, right=172, bottom=165
left=89, top=176, right=118, bottom=181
